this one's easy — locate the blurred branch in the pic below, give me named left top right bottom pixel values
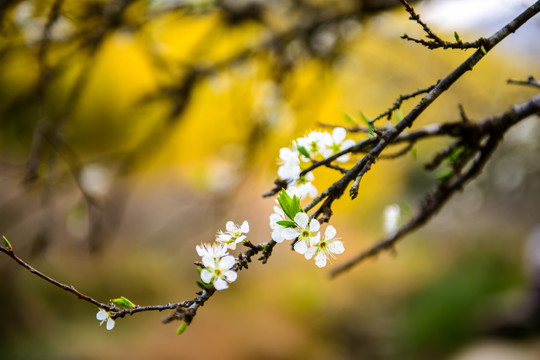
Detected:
left=507, top=76, right=540, bottom=89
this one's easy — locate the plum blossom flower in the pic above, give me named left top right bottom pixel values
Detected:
left=295, top=131, right=332, bottom=160
left=96, top=309, right=115, bottom=330
left=269, top=205, right=297, bottom=243
left=323, top=127, right=355, bottom=162
left=216, top=220, right=249, bottom=250
left=286, top=172, right=317, bottom=199
left=305, top=225, right=344, bottom=268
left=282, top=212, right=320, bottom=255
left=277, top=147, right=301, bottom=181
left=383, top=204, right=401, bottom=234
left=196, top=242, right=229, bottom=262
left=200, top=254, right=237, bottom=290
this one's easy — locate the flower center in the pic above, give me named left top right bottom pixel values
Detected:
left=301, top=229, right=311, bottom=238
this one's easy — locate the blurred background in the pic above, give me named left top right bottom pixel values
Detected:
left=1, top=0, right=540, bottom=359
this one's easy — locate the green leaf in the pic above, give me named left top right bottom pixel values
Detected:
left=297, top=145, right=311, bottom=159
left=176, top=321, right=188, bottom=335
left=454, top=31, right=461, bottom=43
left=343, top=112, right=356, bottom=125
left=359, top=111, right=374, bottom=137
left=481, top=46, right=487, bottom=55
left=277, top=190, right=302, bottom=221
left=410, top=146, right=417, bottom=160
left=110, top=296, right=136, bottom=309
left=448, top=147, right=464, bottom=163
left=394, top=108, right=403, bottom=123
left=276, top=220, right=297, bottom=228
left=196, top=281, right=210, bottom=290
left=437, top=170, right=453, bottom=181
left=2, top=235, right=12, bottom=251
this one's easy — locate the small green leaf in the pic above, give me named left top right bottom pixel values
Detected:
left=196, top=281, right=210, bottom=290
left=394, top=108, right=403, bottom=123
left=448, top=147, right=464, bottom=163
left=454, top=31, right=461, bottom=43
left=2, top=235, right=12, bottom=251
left=110, top=296, right=136, bottom=309
left=277, top=190, right=302, bottom=221
left=297, top=145, right=311, bottom=159
left=481, top=46, right=487, bottom=55
left=359, top=111, right=374, bottom=137
left=410, top=146, right=417, bottom=160
left=437, top=170, right=453, bottom=181
left=276, top=220, right=297, bottom=228
left=176, top=321, right=188, bottom=335
left=343, top=112, right=356, bottom=125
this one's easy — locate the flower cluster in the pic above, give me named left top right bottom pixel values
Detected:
left=195, top=220, right=249, bottom=291
left=269, top=190, right=344, bottom=267
left=278, top=127, right=355, bottom=199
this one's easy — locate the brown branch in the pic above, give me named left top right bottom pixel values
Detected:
left=331, top=94, right=540, bottom=277
left=507, top=76, right=540, bottom=89
left=399, top=0, right=487, bottom=50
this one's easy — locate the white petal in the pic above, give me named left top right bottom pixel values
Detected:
left=341, top=139, right=355, bottom=150
left=241, top=221, right=249, bottom=233
left=273, top=206, right=284, bottom=216
left=96, top=309, right=108, bottom=321
left=333, top=127, right=346, bottom=143
left=225, top=221, right=235, bottom=232
left=328, top=241, right=345, bottom=254
left=294, top=240, right=308, bottom=254
left=269, top=213, right=282, bottom=227
left=224, top=270, right=237, bottom=282
left=307, top=184, right=318, bottom=198
left=106, top=318, right=115, bottom=330
left=336, top=154, right=350, bottom=163
left=310, top=218, right=320, bottom=232
left=325, top=225, right=337, bottom=240
left=294, top=212, right=309, bottom=229
left=219, top=255, right=236, bottom=270
left=304, top=171, right=315, bottom=181
left=195, top=245, right=205, bottom=257
left=213, top=278, right=229, bottom=290
left=202, top=256, right=215, bottom=268
left=315, top=252, right=327, bottom=268
left=227, top=243, right=236, bottom=250
left=304, top=247, right=317, bottom=260
left=272, top=228, right=285, bottom=243
left=200, top=269, right=213, bottom=283
left=282, top=228, right=299, bottom=240
left=309, top=232, right=321, bottom=246
left=217, top=234, right=232, bottom=242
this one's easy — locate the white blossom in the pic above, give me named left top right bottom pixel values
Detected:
left=286, top=171, right=317, bottom=199
left=383, top=204, right=401, bottom=234
left=323, top=127, right=356, bottom=162
left=200, top=255, right=237, bottom=290
left=284, top=212, right=320, bottom=255
left=269, top=206, right=297, bottom=243
left=277, top=147, right=301, bottom=181
left=196, top=243, right=229, bottom=263
left=96, top=309, right=115, bottom=330
left=304, top=225, right=344, bottom=268
left=216, top=220, right=249, bottom=250
left=295, top=131, right=332, bottom=160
